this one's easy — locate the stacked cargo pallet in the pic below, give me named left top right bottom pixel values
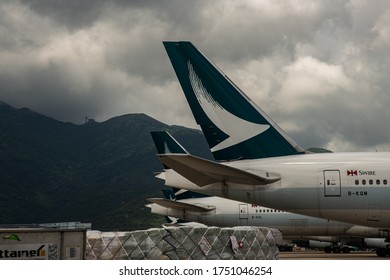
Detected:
left=86, top=226, right=281, bottom=260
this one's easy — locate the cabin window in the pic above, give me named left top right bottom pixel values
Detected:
left=353, top=179, right=388, bottom=186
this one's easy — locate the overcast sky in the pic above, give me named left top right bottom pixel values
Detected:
left=1, top=0, right=390, bottom=152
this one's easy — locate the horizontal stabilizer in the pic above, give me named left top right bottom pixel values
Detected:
left=159, top=154, right=280, bottom=187
left=148, top=198, right=215, bottom=213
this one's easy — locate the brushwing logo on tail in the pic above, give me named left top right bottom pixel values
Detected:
left=188, top=61, right=269, bottom=152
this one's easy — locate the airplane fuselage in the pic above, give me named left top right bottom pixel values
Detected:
left=164, top=152, right=390, bottom=229
left=150, top=195, right=389, bottom=239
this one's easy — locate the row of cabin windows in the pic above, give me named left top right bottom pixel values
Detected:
left=354, top=179, right=388, bottom=186
left=255, top=209, right=284, bottom=213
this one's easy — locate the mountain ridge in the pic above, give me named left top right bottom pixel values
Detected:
left=0, top=102, right=211, bottom=230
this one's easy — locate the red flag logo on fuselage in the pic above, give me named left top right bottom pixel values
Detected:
left=347, top=170, right=358, bottom=176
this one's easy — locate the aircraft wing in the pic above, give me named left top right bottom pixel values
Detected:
left=159, top=154, right=280, bottom=187
left=148, top=198, right=216, bottom=213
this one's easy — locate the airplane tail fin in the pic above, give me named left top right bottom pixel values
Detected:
left=157, top=189, right=209, bottom=225
left=163, top=41, right=306, bottom=160
left=151, top=131, right=188, bottom=154
left=166, top=187, right=209, bottom=200
left=151, top=131, right=188, bottom=169
left=162, top=188, right=177, bottom=200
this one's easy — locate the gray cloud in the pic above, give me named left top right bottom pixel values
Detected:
left=1, top=0, right=390, bottom=151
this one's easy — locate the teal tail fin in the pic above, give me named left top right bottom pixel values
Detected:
left=162, top=188, right=177, bottom=200
left=163, top=41, right=306, bottom=160
left=151, top=131, right=188, bottom=169
left=151, top=131, right=188, bottom=154
left=152, top=131, right=210, bottom=198
left=166, top=188, right=209, bottom=200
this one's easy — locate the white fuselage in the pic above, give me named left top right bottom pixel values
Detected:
left=164, top=152, right=390, bottom=229
left=150, top=195, right=389, bottom=239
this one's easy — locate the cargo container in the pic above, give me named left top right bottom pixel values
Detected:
left=0, top=222, right=90, bottom=260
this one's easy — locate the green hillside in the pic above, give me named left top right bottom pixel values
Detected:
left=0, top=102, right=212, bottom=230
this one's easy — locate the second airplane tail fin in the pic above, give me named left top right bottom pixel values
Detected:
left=163, top=41, right=306, bottom=160
left=166, top=187, right=209, bottom=200
left=151, top=131, right=188, bottom=169
left=151, top=131, right=188, bottom=155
